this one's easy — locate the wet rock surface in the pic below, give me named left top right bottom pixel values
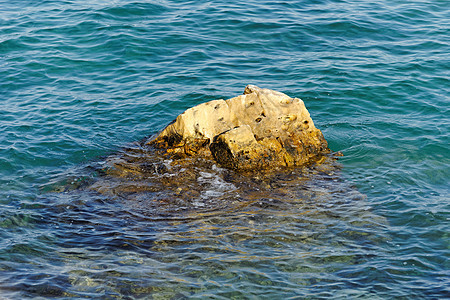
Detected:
left=149, top=85, right=329, bottom=171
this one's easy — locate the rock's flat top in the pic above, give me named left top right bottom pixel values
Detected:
left=149, top=85, right=329, bottom=171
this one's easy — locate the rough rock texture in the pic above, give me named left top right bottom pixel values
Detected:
left=149, top=85, right=329, bottom=171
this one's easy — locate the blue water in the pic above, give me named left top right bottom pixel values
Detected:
left=1, top=0, right=449, bottom=298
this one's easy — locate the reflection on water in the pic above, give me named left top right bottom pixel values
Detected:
left=2, top=142, right=390, bottom=298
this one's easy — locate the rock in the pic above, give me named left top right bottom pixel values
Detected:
left=148, top=85, right=329, bottom=171
left=149, top=99, right=237, bottom=157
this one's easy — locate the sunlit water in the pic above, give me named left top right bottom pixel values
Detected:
left=1, top=0, right=449, bottom=298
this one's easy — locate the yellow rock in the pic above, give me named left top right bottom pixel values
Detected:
left=149, top=85, right=329, bottom=171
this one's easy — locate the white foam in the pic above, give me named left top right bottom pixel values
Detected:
left=197, top=171, right=236, bottom=200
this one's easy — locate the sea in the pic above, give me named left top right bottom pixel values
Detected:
left=0, top=0, right=449, bottom=298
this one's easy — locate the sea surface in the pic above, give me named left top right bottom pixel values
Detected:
left=1, top=0, right=449, bottom=298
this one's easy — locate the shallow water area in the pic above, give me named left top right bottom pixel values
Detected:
left=14, top=152, right=388, bottom=298
left=1, top=0, right=449, bottom=298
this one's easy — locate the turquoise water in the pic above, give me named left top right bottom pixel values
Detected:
left=1, top=0, right=449, bottom=298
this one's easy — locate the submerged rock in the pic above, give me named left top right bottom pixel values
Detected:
left=149, top=85, right=329, bottom=171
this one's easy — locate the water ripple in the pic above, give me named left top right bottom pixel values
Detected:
left=1, top=0, right=449, bottom=298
